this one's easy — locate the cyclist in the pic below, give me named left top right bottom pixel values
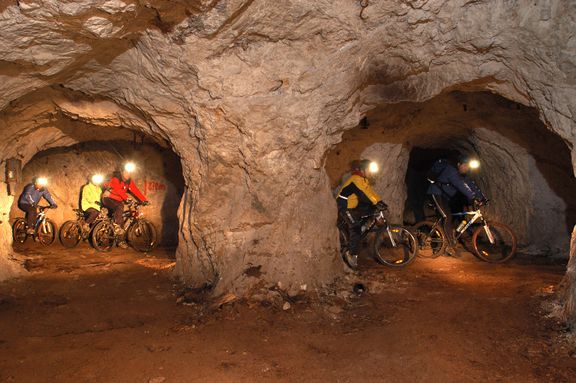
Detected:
left=81, top=174, right=104, bottom=232
left=102, top=163, right=149, bottom=248
left=336, top=159, right=387, bottom=267
left=426, top=155, right=484, bottom=255
left=17, top=177, right=58, bottom=235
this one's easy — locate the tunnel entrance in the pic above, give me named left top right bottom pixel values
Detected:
left=403, top=147, right=460, bottom=225
left=9, top=140, right=185, bottom=250
left=326, top=90, right=576, bottom=258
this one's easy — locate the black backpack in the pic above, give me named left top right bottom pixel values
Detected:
left=426, top=159, right=449, bottom=184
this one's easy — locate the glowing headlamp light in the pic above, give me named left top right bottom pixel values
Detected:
left=469, top=159, right=480, bottom=170
left=368, top=162, right=379, bottom=174
left=124, top=162, right=136, bottom=173
left=36, top=177, right=48, bottom=187
left=91, top=174, right=104, bottom=185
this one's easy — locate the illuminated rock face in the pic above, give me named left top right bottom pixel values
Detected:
left=0, top=1, right=575, bottom=297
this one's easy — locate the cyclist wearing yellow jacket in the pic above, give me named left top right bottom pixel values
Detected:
left=336, top=159, right=387, bottom=267
left=81, top=174, right=104, bottom=228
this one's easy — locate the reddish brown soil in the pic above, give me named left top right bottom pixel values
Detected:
left=1, top=244, right=575, bottom=383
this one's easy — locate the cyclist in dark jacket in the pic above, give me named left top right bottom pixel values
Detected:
left=18, top=177, right=58, bottom=234
left=426, top=156, right=482, bottom=254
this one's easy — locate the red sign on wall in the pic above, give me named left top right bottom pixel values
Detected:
left=144, top=180, right=167, bottom=194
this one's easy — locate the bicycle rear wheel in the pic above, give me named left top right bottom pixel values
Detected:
left=127, top=219, right=158, bottom=252
left=472, top=221, right=517, bottom=263
left=373, top=226, right=418, bottom=267
left=91, top=221, right=116, bottom=252
left=59, top=220, right=82, bottom=248
left=413, top=220, right=445, bottom=258
left=36, top=219, right=56, bottom=246
left=12, top=218, right=28, bottom=244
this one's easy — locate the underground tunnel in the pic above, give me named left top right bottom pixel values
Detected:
left=0, top=1, right=575, bottom=381
left=326, top=91, right=576, bottom=258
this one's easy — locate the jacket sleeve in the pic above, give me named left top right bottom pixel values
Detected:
left=465, top=178, right=486, bottom=201
left=42, top=189, right=58, bottom=207
left=446, top=169, right=476, bottom=201
left=128, top=180, right=147, bottom=202
left=356, top=177, right=382, bottom=205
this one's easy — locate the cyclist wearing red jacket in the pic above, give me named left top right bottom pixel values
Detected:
left=102, top=163, right=149, bottom=235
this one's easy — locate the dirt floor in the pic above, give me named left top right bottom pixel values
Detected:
left=1, top=243, right=576, bottom=383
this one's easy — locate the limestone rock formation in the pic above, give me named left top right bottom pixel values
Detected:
left=0, top=1, right=574, bottom=306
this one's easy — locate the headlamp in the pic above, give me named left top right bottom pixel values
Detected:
left=124, top=162, right=136, bottom=173
left=469, top=159, right=480, bottom=170
left=36, top=177, right=48, bottom=187
left=368, top=162, right=379, bottom=174
left=91, top=174, right=104, bottom=185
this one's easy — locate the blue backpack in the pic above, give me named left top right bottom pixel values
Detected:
left=426, top=159, right=449, bottom=184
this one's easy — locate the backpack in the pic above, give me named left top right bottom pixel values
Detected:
left=426, top=159, right=449, bottom=184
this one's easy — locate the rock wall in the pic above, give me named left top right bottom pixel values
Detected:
left=0, top=1, right=573, bottom=296
left=8, top=141, right=184, bottom=247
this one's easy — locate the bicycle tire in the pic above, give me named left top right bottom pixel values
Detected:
left=372, top=225, right=418, bottom=267
left=413, top=220, right=446, bottom=258
left=36, top=219, right=56, bottom=246
left=59, top=220, right=82, bottom=248
left=472, top=221, right=517, bottom=263
left=91, top=221, right=116, bottom=252
left=12, top=218, right=28, bottom=244
left=127, top=219, right=158, bottom=252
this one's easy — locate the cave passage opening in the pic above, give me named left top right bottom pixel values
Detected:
left=326, top=90, right=576, bottom=259
left=8, top=139, right=185, bottom=252
left=0, top=88, right=189, bottom=272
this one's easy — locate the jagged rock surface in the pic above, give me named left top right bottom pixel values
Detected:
left=0, top=1, right=574, bottom=298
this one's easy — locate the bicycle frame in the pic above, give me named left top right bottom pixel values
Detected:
left=450, top=209, right=495, bottom=245
left=34, top=207, right=50, bottom=235
left=347, top=209, right=397, bottom=247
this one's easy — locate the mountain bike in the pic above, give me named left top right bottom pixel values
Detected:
left=413, top=201, right=517, bottom=263
left=12, top=206, right=57, bottom=246
left=337, top=206, right=418, bottom=269
left=58, top=208, right=108, bottom=248
left=91, top=200, right=157, bottom=252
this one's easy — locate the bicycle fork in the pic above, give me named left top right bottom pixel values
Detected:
left=386, top=226, right=397, bottom=247
left=483, top=223, right=495, bottom=244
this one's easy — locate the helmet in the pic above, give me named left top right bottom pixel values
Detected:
left=351, top=159, right=371, bottom=172
left=456, top=154, right=470, bottom=165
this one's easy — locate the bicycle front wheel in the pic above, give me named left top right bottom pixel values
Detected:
left=36, top=219, right=56, bottom=246
left=12, top=218, right=28, bottom=244
left=373, top=225, right=418, bottom=267
left=59, top=220, right=82, bottom=248
left=472, top=222, right=517, bottom=263
left=91, top=221, right=116, bottom=252
left=127, top=220, right=157, bottom=252
left=413, top=220, right=445, bottom=258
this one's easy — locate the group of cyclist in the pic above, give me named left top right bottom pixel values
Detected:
left=336, top=154, right=488, bottom=267
left=17, top=162, right=149, bottom=249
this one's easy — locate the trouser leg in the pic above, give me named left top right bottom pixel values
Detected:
left=347, top=205, right=375, bottom=255
left=102, top=198, right=124, bottom=226
left=84, top=208, right=100, bottom=225
left=432, top=194, right=455, bottom=247
left=19, top=204, right=37, bottom=228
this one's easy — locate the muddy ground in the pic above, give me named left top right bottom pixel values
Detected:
left=1, top=243, right=575, bottom=383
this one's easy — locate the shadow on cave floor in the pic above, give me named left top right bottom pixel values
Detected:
left=0, top=247, right=575, bottom=382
